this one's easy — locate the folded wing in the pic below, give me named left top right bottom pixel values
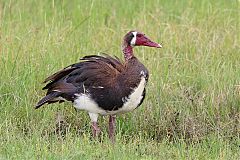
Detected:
left=36, top=55, right=125, bottom=109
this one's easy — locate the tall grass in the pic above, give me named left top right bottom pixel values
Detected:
left=0, top=0, right=239, bottom=159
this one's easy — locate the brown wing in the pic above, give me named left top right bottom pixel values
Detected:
left=42, top=54, right=125, bottom=91
left=36, top=54, right=125, bottom=109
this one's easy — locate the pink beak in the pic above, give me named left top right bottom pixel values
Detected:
left=143, top=40, right=162, bottom=48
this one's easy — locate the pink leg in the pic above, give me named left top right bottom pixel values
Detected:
left=89, top=113, right=101, bottom=138
left=109, top=115, right=116, bottom=142
left=91, top=121, right=101, bottom=138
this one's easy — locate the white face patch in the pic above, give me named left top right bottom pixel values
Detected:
left=130, top=31, right=137, bottom=46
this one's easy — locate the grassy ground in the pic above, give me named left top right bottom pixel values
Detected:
left=0, top=0, right=239, bottom=159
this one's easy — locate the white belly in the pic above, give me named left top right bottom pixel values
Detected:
left=73, top=94, right=107, bottom=115
left=115, top=77, right=146, bottom=113
left=73, top=77, right=146, bottom=115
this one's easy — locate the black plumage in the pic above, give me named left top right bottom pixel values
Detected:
left=36, top=55, right=148, bottom=111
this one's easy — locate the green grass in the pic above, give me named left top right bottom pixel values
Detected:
left=0, top=0, right=239, bottom=159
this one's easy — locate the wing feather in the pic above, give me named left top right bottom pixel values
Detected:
left=42, top=54, right=125, bottom=91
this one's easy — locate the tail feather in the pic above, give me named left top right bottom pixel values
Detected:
left=35, top=92, right=61, bottom=109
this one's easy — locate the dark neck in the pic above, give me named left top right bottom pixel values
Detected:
left=122, top=45, right=133, bottom=60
